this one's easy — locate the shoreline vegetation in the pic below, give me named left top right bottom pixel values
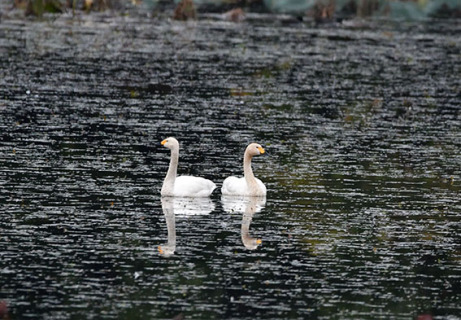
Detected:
left=7, top=0, right=461, bottom=21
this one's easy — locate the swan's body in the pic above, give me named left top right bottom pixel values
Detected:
left=165, top=176, right=216, bottom=197
left=161, top=137, right=216, bottom=197
left=221, top=143, right=267, bottom=196
left=222, top=176, right=266, bottom=196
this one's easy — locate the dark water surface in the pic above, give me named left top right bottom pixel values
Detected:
left=0, top=10, right=460, bottom=320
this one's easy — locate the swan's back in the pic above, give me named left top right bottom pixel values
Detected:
left=221, top=176, right=245, bottom=195
left=221, top=176, right=266, bottom=196
left=255, top=179, right=266, bottom=195
left=173, top=176, right=216, bottom=197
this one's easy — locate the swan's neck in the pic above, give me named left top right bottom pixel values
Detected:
left=243, top=152, right=262, bottom=195
left=162, top=149, right=179, bottom=196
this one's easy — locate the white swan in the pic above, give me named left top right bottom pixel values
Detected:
left=161, top=137, right=216, bottom=197
left=221, top=143, right=267, bottom=196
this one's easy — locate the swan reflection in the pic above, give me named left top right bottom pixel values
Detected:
left=158, top=197, right=216, bottom=256
left=158, top=197, right=176, bottom=257
left=221, top=195, right=266, bottom=250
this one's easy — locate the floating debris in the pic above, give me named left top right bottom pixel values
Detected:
left=223, top=7, right=245, bottom=22
left=173, top=0, right=196, bottom=20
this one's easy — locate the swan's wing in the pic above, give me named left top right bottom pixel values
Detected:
left=174, top=176, right=216, bottom=197
left=221, top=176, right=247, bottom=195
left=255, top=178, right=267, bottom=195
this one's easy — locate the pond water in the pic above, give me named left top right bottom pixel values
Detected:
left=0, top=9, right=460, bottom=320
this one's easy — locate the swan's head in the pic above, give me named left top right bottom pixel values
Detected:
left=246, top=143, right=265, bottom=157
left=161, top=137, right=179, bottom=150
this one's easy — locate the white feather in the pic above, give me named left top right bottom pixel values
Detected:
left=221, top=176, right=266, bottom=196
left=173, top=176, right=216, bottom=198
